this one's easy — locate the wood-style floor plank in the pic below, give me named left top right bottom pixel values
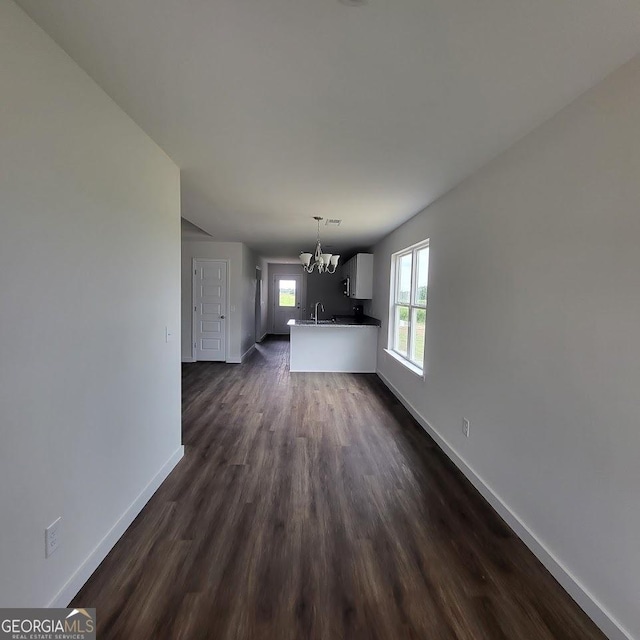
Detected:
left=71, top=336, right=606, bottom=640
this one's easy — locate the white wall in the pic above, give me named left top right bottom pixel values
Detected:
left=0, top=0, right=182, bottom=608
left=241, top=245, right=259, bottom=357
left=257, top=257, right=269, bottom=341
left=368, top=54, right=640, bottom=640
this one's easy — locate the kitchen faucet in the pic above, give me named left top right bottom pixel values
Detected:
left=312, top=301, right=325, bottom=324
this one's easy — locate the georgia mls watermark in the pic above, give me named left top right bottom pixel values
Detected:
left=0, top=608, right=95, bottom=640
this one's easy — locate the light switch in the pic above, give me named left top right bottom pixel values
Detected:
left=165, top=326, right=175, bottom=343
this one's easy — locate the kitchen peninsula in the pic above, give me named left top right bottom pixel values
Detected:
left=287, top=316, right=380, bottom=373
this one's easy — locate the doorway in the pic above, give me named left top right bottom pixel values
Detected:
left=192, top=259, right=228, bottom=361
left=271, top=274, right=303, bottom=334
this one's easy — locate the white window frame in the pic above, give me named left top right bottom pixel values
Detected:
left=387, top=239, right=429, bottom=376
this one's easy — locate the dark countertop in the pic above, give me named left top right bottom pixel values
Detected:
left=287, top=315, right=381, bottom=327
left=333, top=314, right=381, bottom=326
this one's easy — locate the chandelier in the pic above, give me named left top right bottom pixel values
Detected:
left=299, top=216, right=340, bottom=274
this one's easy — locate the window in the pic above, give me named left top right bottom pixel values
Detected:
left=389, top=241, right=429, bottom=373
left=278, top=279, right=296, bottom=307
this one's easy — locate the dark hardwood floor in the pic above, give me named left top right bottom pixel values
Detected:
left=72, top=336, right=606, bottom=639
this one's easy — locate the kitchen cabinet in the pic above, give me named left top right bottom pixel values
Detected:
left=343, top=253, right=374, bottom=299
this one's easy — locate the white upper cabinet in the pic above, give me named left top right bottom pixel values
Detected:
left=343, top=253, right=374, bottom=299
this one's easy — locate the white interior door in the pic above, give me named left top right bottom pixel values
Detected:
left=272, top=274, right=303, bottom=334
left=193, top=259, right=227, bottom=361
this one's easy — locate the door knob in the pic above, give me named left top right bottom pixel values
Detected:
left=220, top=315, right=225, bottom=319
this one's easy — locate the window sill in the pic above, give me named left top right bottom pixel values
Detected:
left=384, top=349, right=425, bottom=379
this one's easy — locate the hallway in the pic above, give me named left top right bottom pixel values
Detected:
left=72, top=337, right=605, bottom=639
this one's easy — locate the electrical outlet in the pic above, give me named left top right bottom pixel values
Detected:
left=462, top=418, right=470, bottom=438
left=45, top=517, right=61, bottom=558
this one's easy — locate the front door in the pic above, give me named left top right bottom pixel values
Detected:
left=272, top=274, right=302, bottom=334
left=193, top=259, right=227, bottom=361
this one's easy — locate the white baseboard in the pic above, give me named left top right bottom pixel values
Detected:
left=181, top=356, right=195, bottom=363
left=257, top=332, right=268, bottom=343
left=47, top=445, right=185, bottom=608
left=241, top=344, right=256, bottom=362
left=376, top=371, right=631, bottom=640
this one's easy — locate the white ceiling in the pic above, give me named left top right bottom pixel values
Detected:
left=16, top=0, right=640, bottom=258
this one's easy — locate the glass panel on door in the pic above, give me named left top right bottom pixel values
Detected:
left=278, top=279, right=297, bottom=307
